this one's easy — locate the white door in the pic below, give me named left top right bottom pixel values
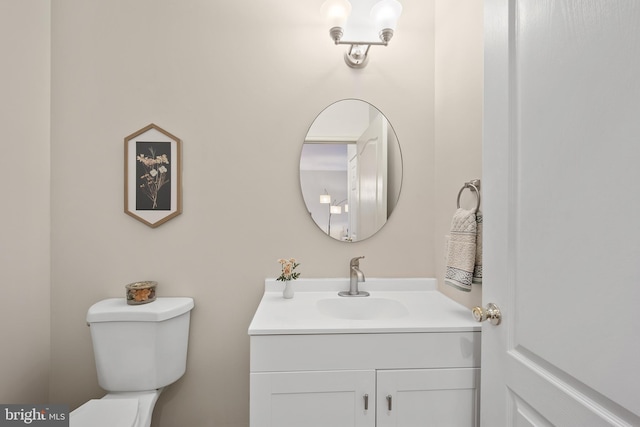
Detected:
left=482, top=0, right=640, bottom=425
left=349, top=147, right=359, bottom=239
left=356, top=113, right=388, bottom=239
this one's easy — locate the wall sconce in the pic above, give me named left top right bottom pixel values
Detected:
left=321, top=0, right=403, bottom=68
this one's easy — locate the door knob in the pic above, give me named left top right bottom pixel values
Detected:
left=472, top=303, right=502, bottom=325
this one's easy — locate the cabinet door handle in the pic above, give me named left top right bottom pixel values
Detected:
left=364, top=394, right=369, bottom=410
left=386, top=394, right=393, bottom=411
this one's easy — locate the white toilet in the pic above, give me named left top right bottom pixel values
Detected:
left=70, top=297, right=194, bottom=427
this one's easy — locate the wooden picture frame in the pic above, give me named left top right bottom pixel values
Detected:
left=124, top=123, right=182, bottom=227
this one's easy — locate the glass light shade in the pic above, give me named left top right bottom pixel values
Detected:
left=321, top=0, right=352, bottom=29
left=320, top=194, right=332, bottom=204
left=330, top=205, right=342, bottom=214
left=370, top=0, right=402, bottom=30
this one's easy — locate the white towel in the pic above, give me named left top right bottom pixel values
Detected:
left=473, top=211, right=483, bottom=284
left=444, top=208, right=477, bottom=292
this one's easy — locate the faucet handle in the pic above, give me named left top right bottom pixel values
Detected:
left=350, top=256, right=365, bottom=267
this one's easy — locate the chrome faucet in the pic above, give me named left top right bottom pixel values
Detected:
left=339, top=256, right=369, bottom=297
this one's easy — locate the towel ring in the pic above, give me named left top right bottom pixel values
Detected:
left=457, top=179, right=481, bottom=211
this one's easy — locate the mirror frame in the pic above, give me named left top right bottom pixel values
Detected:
left=299, top=99, right=403, bottom=242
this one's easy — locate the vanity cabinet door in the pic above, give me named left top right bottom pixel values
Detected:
left=250, top=370, right=376, bottom=427
left=376, top=368, right=480, bottom=427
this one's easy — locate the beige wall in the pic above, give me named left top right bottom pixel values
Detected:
left=435, top=0, right=484, bottom=307
left=50, top=1, right=436, bottom=426
left=0, top=0, right=482, bottom=425
left=0, top=1, right=51, bottom=404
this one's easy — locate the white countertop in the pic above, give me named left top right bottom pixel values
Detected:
left=248, top=278, right=480, bottom=335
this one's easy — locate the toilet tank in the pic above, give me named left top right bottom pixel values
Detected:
left=87, top=297, right=194, bottom=392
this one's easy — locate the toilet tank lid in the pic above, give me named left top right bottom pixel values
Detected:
left=87, top=297, right=194, bottom=323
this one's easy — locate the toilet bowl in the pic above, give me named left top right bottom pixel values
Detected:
left=70, top=390, right=161, bottom=427
left=70, top=297, right=194, bottom=427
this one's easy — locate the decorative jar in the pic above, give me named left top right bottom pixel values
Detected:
left=125, top=281, right=157, bottom=305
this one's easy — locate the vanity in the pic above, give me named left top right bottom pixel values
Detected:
left=248, top=278, right=481, bottom=426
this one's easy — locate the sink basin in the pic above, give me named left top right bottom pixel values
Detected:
left=316, top=297, right=409, bottom=320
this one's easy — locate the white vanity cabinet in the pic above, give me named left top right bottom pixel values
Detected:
left=249, top=331, right=480, bottom=427
left=251, top=367, right=479, bottom=427
left=376, top=368, right=480, bottom=426
left=248, top=279, right=481, bottom=427
left=251, top=370, right=375, bottom=427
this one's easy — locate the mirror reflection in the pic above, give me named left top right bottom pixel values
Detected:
left=300, top=99, right=402, bottom=242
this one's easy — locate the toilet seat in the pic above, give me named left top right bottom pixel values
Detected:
left=70, top=398, right=138, bottom=427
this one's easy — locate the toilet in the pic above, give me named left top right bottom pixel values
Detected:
left=70, top=297, right=194, bottom=427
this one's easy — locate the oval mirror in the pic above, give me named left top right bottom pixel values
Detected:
left=300, top=99, right=403, bottom=242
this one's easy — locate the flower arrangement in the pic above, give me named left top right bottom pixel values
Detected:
left=277, top=258, right=300, bottom=282
left=137, top=147, right=170, bottom=209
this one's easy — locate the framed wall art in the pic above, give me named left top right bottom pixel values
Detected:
left=124, top=123, right=182, bottom=227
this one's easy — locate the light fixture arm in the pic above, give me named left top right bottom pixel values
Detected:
left=328, top=27, right=395, bottom=68
left=333, top=38, right=389, bottom=47
left=330, top=29, right=394, bottom=47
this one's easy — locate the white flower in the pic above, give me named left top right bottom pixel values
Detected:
left=158, top=166, right=167, bottom=174
left=150, top=169, right=158, bottom=177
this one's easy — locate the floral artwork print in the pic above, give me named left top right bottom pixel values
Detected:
left=136, top=141, right=171, bottom=210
